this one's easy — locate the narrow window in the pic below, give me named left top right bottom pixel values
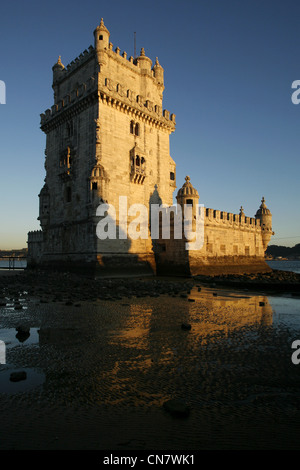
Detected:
left=136, top=155, right=140, bottom=166
left=135, top=123, right=139, bottom=136
left=130, top=121, right=134, bottom=134
left=66, top=187, right=72, bottom=203
left=170, top=172, right=175, bottom=181
left=92, top=182, right=97, bottom=190
left=99, top=35, right=103, bottom=40
left=186, top=199, right=193, bottom=206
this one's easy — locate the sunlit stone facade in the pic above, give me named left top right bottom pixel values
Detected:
left=27, top=19, right=273, bottom=276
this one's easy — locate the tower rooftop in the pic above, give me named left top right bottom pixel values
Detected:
left=177, top=176, right=199, bottom=198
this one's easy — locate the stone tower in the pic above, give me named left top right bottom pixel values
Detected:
left=29, top=19, right=176, bottom=274
left=27, top=19, right=274, bottom=276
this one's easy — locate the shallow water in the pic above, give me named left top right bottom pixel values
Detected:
left=267, top=259, right=300, bottom=274
left=0, top=284, right=300, bottom=450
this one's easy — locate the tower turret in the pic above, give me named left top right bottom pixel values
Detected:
left=94, top=18, right=110, bottom=65
left=52, top=56, right=65, bottom=103
left=176, top=176, right=199, bottom=232
left=52, top=56, right=65, bottom=84
left=137, top=48, right=152, bottom=73
left=153, top=57, right=164, bottom=87
left=38, top=183, right=50, bottom=230
left=255, top=197, right=274, bottom=250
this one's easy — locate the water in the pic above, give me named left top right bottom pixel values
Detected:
left=0, top=265, right=300, bottom=450
left=0, top=259, right=27, bottom=270
left=266, top=259, right=300, bottom=274
left=1, top=282, right=300, bottom=450
left=0, top=259, right=299, bottom=273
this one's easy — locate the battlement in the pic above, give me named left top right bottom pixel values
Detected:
left=28, top=230, right=43, bottom=242
left=205, top=208, right=261, bottom=228
left=64, top=46, right=94, bottom=76
left=40, top=75, right=98, bottom=127
left=54, top=41, right=163, bottom=83
left=41, top=74, right=175, bottom=130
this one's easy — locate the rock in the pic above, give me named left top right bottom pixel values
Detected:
left=181, top=323, right=192, bottom=331
left=16, top=325, right=30, bottom=334
left=10, top=371, right=27, bottom=382
left=163, top=399, right=190, bottom=418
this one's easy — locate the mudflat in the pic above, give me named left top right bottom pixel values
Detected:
left=0, top=270, right=300, bottom=450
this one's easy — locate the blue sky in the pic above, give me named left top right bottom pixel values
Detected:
left=0, top=0, right=300, bottom=249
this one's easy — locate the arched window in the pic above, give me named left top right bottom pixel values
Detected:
left=130, top=121, right=134, bottom=134
left=186, top=199, right=193, bottom=206
left=136, top=155, right=140, bottom=166
left=135, top=123, right=139, bottom=136
left=92, top=182, right=97, bottom=190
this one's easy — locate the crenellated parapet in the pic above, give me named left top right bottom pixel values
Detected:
left=27, top=230, right=44, bottom=243
left=41, top=74, right=175, bottom=133
left=40, top=76, right=98, bottom=131
left=52, top=47, right=94, bottom=85
left=205, top=208, right=261, bottom=229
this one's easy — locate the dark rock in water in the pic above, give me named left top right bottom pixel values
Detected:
left=163, top=399, right=190, bottom=418
left=16, top=325, right=30, bottom=334
left=181, top=323, right=192, bottom=331
left=10, top=371, right=27, bottom=382
left=16, top=325, right=30, bottom=342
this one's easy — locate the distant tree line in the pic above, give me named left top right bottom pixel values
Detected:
left=266, top=243, right=300, bottom=258
left=0, top=248, right=27, bottom=258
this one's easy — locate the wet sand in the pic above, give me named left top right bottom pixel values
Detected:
left=1, top=270, right=300, bottom=450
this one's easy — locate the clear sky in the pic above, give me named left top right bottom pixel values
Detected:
left=0, top=0, right=300, bottom=249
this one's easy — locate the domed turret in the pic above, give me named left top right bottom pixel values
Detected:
left=94, top=18, right=110, bottom=65
left=153, top=57, right=164, bottom=86
left=52, top=56, right=65, bottom=84
left=176, top=176, right=199, bottom=232
left=137, top=47, right=152, bottom=73
left=255, top=197, right=274, bottom=250
left=176, top=176, right=199, bottom=201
